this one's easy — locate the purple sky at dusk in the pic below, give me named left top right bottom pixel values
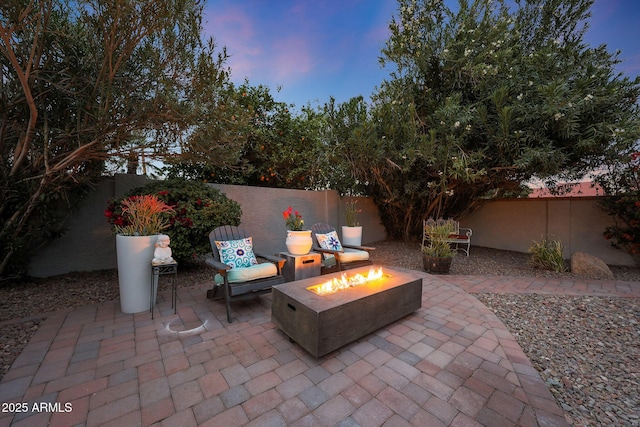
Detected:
left=202, top=0, right=640, bottom=110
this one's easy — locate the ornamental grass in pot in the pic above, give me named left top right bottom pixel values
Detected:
left=105, top=195, right=174, bottom=313
left=342, top=199, right=363, bottom=246
left=422, top=222, right=456, bottom=274
left=106, top=194, right=175, bottom=236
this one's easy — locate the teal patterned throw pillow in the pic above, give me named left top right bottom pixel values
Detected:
left=215, top=237, right=258, bottom=268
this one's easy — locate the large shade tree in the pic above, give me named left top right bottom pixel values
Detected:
left=0, top=0, right=235, bottom=280
left=166, top=82, right=329, bottom=191
left=322, top=96, right=375, bottom=197
left=339, top=0, right=640, bottom=240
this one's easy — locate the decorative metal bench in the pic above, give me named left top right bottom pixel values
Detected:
left=422, top=218, right=473, bottom=256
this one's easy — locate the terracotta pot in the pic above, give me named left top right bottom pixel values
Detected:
left=285, top=230, right=313, bottom=255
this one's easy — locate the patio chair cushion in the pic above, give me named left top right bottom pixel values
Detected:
left=214, top=262, right=278, bottom=284
left=215, top=237, right=258, bottom=268
left=322, top=248, right=370, bottom=267
left=315, top=230, right=344, bottom=260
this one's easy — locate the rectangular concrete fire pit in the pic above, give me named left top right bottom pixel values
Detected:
left=271, top=265, right=422, bottom=358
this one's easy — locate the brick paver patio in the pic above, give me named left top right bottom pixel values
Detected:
left=1, top=268, right=638, bottom=426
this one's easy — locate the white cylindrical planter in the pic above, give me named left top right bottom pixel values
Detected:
left=116, top=234, right=157, bottom=314
left=341, top=226, right=363, bottom=246
left=285, top=230, right=313, bottom=255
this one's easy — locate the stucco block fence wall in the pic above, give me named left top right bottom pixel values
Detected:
left=462, top=197, right=635, bottom=267
left=28, top=175, right=634, bottom=278
left=27, top=175, right=387, bottom=277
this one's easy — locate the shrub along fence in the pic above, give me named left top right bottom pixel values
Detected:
left=27, top=175, right=633, bottom=278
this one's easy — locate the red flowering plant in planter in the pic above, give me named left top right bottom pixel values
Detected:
left=106, top=179, right=242, bottom=263
left=283, top=206, right=304, bottom=230
left=105, top=194, right=174, bottom=236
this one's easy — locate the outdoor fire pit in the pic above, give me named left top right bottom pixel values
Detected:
left=271, top=265, right=422, bottom=358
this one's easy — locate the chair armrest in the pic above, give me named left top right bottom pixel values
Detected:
left=342, top=244, right=376, bottom=251
left=312, top=246, right=342, bottom=254
left=254, top=252, right=286, bottom=270
left=205, top=255, right=230, bottom=273
left=459, top=227, right=472, bottom=237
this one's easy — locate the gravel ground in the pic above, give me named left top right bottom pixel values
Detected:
left=1, top=242, right=639, bottom=426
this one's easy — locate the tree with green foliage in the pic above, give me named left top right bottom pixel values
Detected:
left=0, top=0, right=234, bottom=280
left=166, top=82, right=329, bottom=190
left=322, top=96, right=375, bottom=196
left=340, top=0, right=640, bottom=240
left=597, top=150, right=640, bottom=263
left=161, top=80, right=255, bottom=184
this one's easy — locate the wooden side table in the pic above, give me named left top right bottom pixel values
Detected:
left=151, top=262, right=178, bottom=319
left=279, top=252, right=321, bottom=282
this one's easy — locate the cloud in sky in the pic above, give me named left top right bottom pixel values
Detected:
left=203, top=0, right=640, bottom=108
left=204, top=2, right=335, bottom=84
left=203, top=0, right=396, bottom=107
left=204, top=5, right=262, bottom=81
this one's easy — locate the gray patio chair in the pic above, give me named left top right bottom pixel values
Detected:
left=206, top=225, right=286, bottom=322
left=310, top=223, right=375, bottom=275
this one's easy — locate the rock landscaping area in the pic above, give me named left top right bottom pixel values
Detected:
left=1, top=242, right=639, bottom=426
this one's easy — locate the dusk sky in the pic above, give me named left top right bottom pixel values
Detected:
left=203, top=0, right=640, bottom=110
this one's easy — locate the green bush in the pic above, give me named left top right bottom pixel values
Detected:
left=112, top=179, right=242, bottom=263
left=601, top=194, right=640, bottom=261
left=598, top=153, right=640, bottom=263
left=528, top=238, right=567, bottom=272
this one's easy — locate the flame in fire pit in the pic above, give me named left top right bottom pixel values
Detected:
left=307, top=267, right=387, bottom=296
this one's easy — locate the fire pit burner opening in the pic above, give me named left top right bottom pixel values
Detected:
left=306, top=267, right=387, bottom=296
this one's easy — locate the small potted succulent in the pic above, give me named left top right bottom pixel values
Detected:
left=421, top=222, right=456, bottom=274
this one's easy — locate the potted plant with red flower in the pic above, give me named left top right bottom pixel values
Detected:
left=282, top=206, right=312, bottom=255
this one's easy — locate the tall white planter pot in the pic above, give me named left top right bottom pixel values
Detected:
left=116, top=234, right=157, bottom=314
left=341, top=226, right=363, bottom=246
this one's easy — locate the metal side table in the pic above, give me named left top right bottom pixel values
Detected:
left=151, top=262, right=178, bottom=319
